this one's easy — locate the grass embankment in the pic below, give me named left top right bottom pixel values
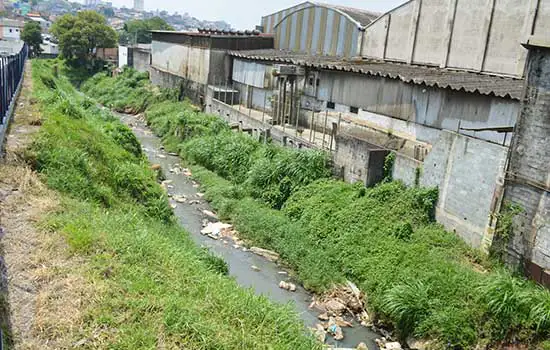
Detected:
left=83, top=68, right=550, bottom=349
left=28, top=60, right=322, bottom=349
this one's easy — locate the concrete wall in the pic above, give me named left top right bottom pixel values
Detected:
left=151, top=40, right=211, bottom=86
left=133, top=49, right=151, bottom=73
left=335, top=133, right=389, bottom=185
left=150, top=66, right=204, bottom=103
left=395, top=130, right=508, bottom=247
left=362, top=0, right=547, bottom=77
left=503, top=42, right=550, bottom=286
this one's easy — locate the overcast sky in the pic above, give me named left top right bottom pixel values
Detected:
left=90, top=0, right=406, bottom=29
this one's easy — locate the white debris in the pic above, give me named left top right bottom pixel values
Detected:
left=278, top=281, right=297, bottom=292
left=200, top=222, right=233, bottom=236
left=202, top=210, right=218, bottom=219
left=250, top=247, right=280, bottom=262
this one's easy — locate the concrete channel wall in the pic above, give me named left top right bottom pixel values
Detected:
left=204, top=89, right=507, bottom=249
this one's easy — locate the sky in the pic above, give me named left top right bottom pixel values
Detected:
left=92, top=0, right=407, bottom=29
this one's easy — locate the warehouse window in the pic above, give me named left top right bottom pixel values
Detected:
left=350, top=106, right=359, bottom=114
left=327, top=102, right=335, bottom=109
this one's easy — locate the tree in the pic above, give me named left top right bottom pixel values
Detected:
left=119, top=17, right=174, bottom=45
left=51, top=11, right=117, bottom=63
left=21, top=21, right=43, bottom=57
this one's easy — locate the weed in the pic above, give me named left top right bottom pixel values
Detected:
left=81, top=66, right=550, bottom=348
left=32, top=60, right=321, bottom=349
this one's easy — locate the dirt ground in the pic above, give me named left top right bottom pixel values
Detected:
left=0, top=64, right=93, bottom=349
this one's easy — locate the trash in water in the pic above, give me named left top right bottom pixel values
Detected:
left=313, top=324, right=327, bottom=343
left=250, top=247, right=279, bottom=262
left=278, top=281, right=297, bottom=292
left=251, top=265, right=261, bottom=272
left=327, top=319, right=344, bottom=341
left=200, top=222, right=232, bottom=236
left=202, top=210, right=218, bottom=219
left=182, top=168, right=192, bottom=177
left=173, top=195, right=186, bottom=203
left=318, top=312, right=329, bottom=321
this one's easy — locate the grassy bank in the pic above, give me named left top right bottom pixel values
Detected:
left=28, top=60, right=322, bottom=349
left=83, top=68, right=550, bottom=348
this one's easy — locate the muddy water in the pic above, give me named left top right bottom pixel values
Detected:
left=116, top=112, right=381, bottom=349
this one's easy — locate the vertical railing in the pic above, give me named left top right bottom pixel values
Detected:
left=0, top=44, right=28, bottom=154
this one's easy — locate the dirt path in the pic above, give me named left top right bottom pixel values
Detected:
left=0, top=64, right=92, bottom=349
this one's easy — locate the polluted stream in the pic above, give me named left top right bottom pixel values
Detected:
left=116, top=112, right=382, bottom=349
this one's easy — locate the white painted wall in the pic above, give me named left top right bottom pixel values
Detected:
left=1, top=25, right=21, bottom=40
left=118, top=46, right=128, bottom=68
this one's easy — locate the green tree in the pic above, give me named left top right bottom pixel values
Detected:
left=21, top=21, right=43, bottom=57
left=119, top=17, right=174, bottom=45
left=51, top=11, right=117, bottom=64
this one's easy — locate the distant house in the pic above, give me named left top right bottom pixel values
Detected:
left=0, top=18, right=25, bottom=41
left=28, top=16, right=52, bottom=33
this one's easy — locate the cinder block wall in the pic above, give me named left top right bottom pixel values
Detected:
left=503, top=44, right=550, bottom=285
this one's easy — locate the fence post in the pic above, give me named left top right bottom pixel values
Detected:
left=322, top=110, right=328, bottom=150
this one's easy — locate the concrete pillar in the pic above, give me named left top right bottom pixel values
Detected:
left=502, top=37, right=550, bottom=286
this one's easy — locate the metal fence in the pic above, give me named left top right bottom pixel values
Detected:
left=0, top=44, right=28, bottom=154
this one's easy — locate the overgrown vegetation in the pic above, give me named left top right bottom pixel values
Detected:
left=30, top=60, right=321, bottom=349
left=81, top=68, right=177, bottom=114
left=83, top=68, right=550, bottom=348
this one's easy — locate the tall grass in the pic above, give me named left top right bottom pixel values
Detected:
left=82, top=67, right=550, bottom=348
left=81, top=68, right=177, bottom=113
left=31, top=60, right=322, bottom=349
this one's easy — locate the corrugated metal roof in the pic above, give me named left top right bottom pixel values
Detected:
left=229, top=49, right=525, bottom=100
left=314, top=3, right=380, bottom=26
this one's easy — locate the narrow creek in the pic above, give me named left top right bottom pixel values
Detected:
left=115, top=111, right=382, bottom=349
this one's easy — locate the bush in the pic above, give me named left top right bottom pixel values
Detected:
left=80, top=66, right=550, bottom=348
left=32, top=60, right=172, bottom=222
left=33, top=60, right=322, bottom=349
